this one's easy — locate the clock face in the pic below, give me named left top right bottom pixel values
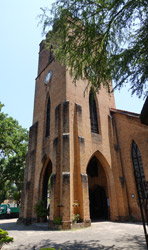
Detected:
left=44, top=70, right=53, bottom=85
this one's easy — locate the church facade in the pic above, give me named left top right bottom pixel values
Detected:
left=19, top=40, right=148, bottom=229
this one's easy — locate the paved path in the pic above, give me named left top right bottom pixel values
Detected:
left=0, top=219, right=147, bottom=250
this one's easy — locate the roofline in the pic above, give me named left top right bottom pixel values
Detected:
left=110, top=108, right=140, bottom=118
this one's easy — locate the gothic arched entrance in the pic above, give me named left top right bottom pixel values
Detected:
left=87, top=156, right=109, bottom=220
left=39, top=158, right=52, bottom=216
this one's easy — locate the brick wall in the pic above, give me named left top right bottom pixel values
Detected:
left=20, top=40, right=148, bottom=227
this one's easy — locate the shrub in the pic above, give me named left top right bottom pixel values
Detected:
left=0, top=228, right=13, bottom=249
left=34, top=200, right=48, bottom=218
left=53, top=217, right=62, bottom=225
left=72, top=214, right=80, bottom=223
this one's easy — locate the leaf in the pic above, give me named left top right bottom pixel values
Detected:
left=39, top=0, right=148, bottom=97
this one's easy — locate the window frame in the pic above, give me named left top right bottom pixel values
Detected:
left=89, top=91, right=99, bottom=134
left=45, top=97, right=50, bottom=137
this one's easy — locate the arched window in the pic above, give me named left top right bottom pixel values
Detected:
left=89, top=91, right=99, bottom=134
left=49, top=45, right=54, bottom=63
left=46, top=97, right=50, bottom=137
left=131, top=140, right=147, bottom=200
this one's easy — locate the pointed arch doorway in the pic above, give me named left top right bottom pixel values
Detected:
left=87, top=155, right=109, bottom=220
left=40, top=158, right=52, bottom=218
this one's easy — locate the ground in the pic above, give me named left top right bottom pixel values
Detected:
left=0, top=219, right=146, bottom=250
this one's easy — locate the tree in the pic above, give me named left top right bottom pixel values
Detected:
left=0, top=102, right=28, bottom=204
left=40, top=0, right=148, bottom=97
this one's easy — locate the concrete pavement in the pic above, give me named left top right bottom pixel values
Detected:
left=0, top=218, right=147, bottom=250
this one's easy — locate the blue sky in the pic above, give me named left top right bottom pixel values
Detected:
left=0, top=0, right=145, bottom=130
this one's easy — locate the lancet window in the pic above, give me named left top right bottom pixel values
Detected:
left=89, top=91, right=99, bottom=134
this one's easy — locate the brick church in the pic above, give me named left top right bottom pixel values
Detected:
left=19, top=39, right=148, bottom=229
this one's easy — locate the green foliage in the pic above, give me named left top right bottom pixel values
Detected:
left=0, top=102, right=28, bottom=204
left=39, top=0, right=148, bottom=97
left=34, top=200, right=48, bottom=218
left=13, top=191, right=21, bottom=206
left=0, top=228, right=13, bottom=246
left=53, top=217, right=62, bottom=225
left=72, top=214, right=80, bottom=223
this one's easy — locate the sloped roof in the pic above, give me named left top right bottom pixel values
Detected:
left=110, top=108, right=140, bottom=118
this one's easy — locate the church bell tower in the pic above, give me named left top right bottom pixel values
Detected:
left=19, top=38, right=128, bottom=229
